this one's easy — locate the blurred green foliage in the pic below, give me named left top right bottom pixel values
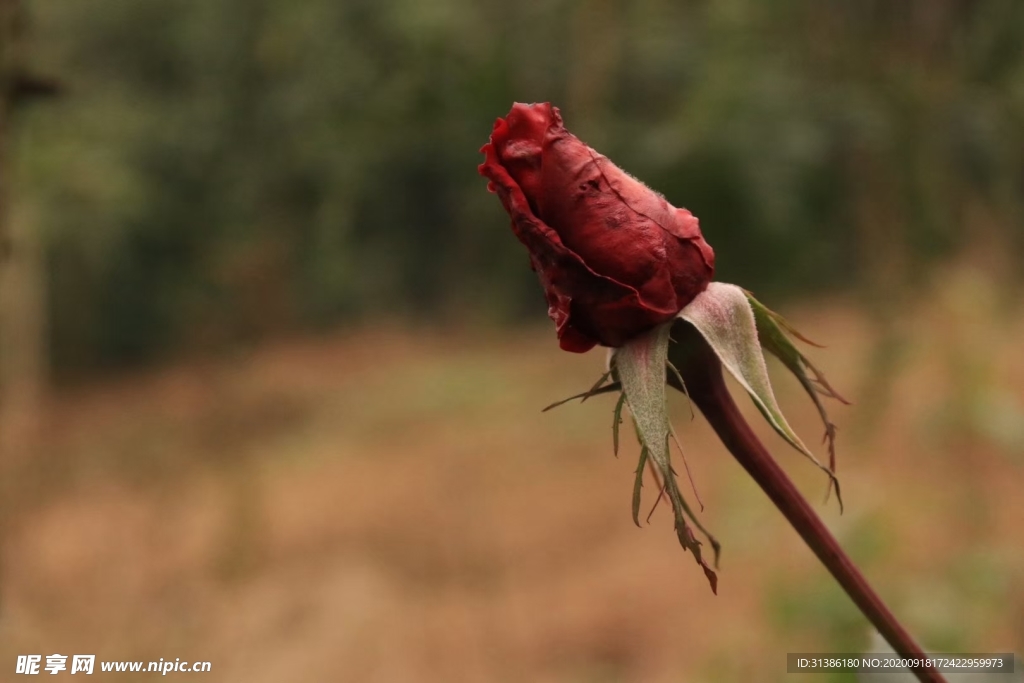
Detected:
left=11, top=0, right=1024, bottom=374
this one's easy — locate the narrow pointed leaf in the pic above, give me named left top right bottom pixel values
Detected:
left=663, top=462, right=720, bottom=565
left=677, top=283, right=838, bottom=493
left=677, top=516, right=719, bottom=594
left=615, top=323, right=718, bottom=590
left=645, top=469, right=666, bottom=523
left=581, top=371, right=612, bottom=403
left=666, top=361, right=695, bottom=422
left=612, top=392, right=626, bottom=456
left=745, top=292, right=848, bottom=404
left=745, top=291, right=848, bottom=509
left=542, top=371, right=617, bottom=412
left=632, top=446, right=648, bottom=527
left=615, top=323, right=673, bottom=476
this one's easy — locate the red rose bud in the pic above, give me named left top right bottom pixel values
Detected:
left=479, top=102, right=715, bottom=352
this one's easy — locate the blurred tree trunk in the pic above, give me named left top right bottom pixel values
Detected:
left=0, top=0, right=47, bottom=462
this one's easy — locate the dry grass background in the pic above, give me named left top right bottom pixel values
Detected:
left=2, top=271, right=1023, bottom=682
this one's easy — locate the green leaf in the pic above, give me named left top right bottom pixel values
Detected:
left=666, top=360, right=693, bottom=418
left=678, top=283, right=839, bottom=495
left=615, top=323, right=673, bottom=471
left=612, top=392, right=626, bottom=456
left=541, top=371, right=616, bottom=412
left=614, top=323, right=718, bottom=592
left=744, top=293, right=847, bottom=409
left=632, top=446, right=648, bottom=527
left=745, top=290, right=848, bottom=508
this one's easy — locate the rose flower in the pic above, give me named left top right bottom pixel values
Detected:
left=479, top=102, right=715, bottom=352
left=478, top=104, right=942, bottom=683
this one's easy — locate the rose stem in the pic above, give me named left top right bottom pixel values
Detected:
left=673, top=324, right=947, bottom=683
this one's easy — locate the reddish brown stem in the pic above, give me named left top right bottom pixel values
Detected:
left=672, top=323, right=946, bottom=683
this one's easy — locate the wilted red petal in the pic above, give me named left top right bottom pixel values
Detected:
left=480, top=102, right=714, bottom=349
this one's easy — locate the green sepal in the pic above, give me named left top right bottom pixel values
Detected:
left=676, top=283, right=841, bottom=505
left=632, top=446, right=648, bottom=527
left=744, top=290, right=848, bottom=508
left=541, top=370, right=616, bottom=412
left=614, top=323, right=719, bottom=593
left=612, top=392, right=626, bottom=456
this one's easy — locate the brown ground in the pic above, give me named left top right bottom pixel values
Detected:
left=2, top=289, right=1022, bottom=682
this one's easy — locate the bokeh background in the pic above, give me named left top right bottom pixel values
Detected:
left=2, top=0, right=1023, bottom=681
